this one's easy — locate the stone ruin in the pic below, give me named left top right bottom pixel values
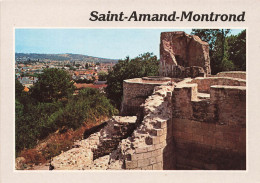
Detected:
left=49, top=31, right=246, bottom=170
left=160, top=31, right=211, bottom=78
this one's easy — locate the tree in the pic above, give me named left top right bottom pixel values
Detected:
left=98, top=71, right=108, bottom=81
left=48, top=88, right=118, bottom=130
left=227, top=30, right=246, bottom=71
left=105, top=52, right=159, bottom=109
left=15, top=78, right=24, bottom=98
left=31, top=68, right=75, bottom=102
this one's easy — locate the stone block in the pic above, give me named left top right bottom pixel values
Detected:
left=131, top=153, right=144, bottom=161
left=147, top=145, right=155, bottom=152
left=156, top=155, right=163, bottom=163
left=137, top=158, right=150, bottom=167
left=152, top=149, right=162, bottom=156
left=152, top=136, right=160, bottom=145
left=152, top=162, right=163, bottom=170
left=149, top=157, right=157, bottom=164
left=154, top=143, right=163, bottom=150
left=135, top=147, right=148, bottom=154
left=142, top=165, right=153, bottom=170
left=143, top=152, right=152, bottom=159
left=159, top=134, right=167, bottom=143
left=125, top=160, right=138, bottom=169
left=150, top=129, right=164, bottom=136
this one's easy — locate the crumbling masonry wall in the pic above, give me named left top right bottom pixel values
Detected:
left=48, top=30, right=246, bottom=170
left=216, top=71, right=246, bottom=80
left=117, top=76, right=246, bottom=170
left=189, top=77, right=246, bottom=93
left=121, top=78, right=171, bottom=116
left=50, top=75, right=246, bottom=170
left=159, top=31, right=211, bottom=78
left=119, top=85, right=175, bottom=170
left=172, top=81, right=246, bottom=170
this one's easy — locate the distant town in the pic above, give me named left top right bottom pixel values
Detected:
left=15, top=53, right=118, bottom=92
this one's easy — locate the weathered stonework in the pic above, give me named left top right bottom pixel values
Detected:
left=51, top=116, right=137, bottom=170
left=171, top=79, right=246, bottom=170
left=121, top=77, right=171, bottom=116
left=159, top=31, right=211, bottom=78
left=50, top=73, right=246, bottom=170
left=48, top=31, right=245, bottom=171
left=118, top=85, right=175, bottom=170
left=189, top=77, right=246, bottom=93
left=215, top=71, right=246, bottom=80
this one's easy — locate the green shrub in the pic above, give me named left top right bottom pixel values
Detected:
left=15, top=86, right=117, bottom=155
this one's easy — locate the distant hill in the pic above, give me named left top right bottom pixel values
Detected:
left=15, top=53, right=118, bottom=63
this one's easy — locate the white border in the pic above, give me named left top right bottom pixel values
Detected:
left=2, top=0, right=260, bottom=182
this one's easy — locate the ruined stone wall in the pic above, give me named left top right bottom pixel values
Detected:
left=159, top=31, right=211, bottom=78
left=121, top=78, right=170, bottom=116
left=173, top=118, right=246, bottom=169
left=51, top=116, right=137, bottom=170
left=119, top=85, right=175, bottom=170
left=172, top=82, right=246, bottom=170
left=50, top=75, right=246, bottom=170
left=189, top=77, right=246, bottom=93
left=119, top=78, right=246, bottom=170
left=216, top=71, right=246, bottom=80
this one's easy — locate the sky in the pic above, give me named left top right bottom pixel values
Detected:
left=15, top=28, right=244, bottom=60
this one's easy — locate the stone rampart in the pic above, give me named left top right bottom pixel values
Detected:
left=173, top=118, right=246, bottom=169
left=189, top=77, right=246, bottom=93
left=172, top=81, right=246, bottom=170
left=50, top=73, right=246, bottom=170
left=118, top=85, right=175, bottom=170
left=121, top=77, right=171, bottom=116
left=216, top=71, right=246, bottom=80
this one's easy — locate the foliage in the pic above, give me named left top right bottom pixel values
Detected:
left=15, top=100, right=63, bottom=154
left=30, top=68, right=75, bottom=102
left=191, top=29, right=246, bottom=74
left=191, top=29, right=230, bottom=74
left=16, top=68, right=117, bottom=156
left=19, top=149, right=46, bottom=165
left=98, top=71, right=108, bottom=81
left=227, top=30, right=246, bottom=70
left=47, top=88, right=118, bottom=130
left=105, top=52, right=159, bottom=109
left=69, top=66, right=76, bottom=71
left=74, top=78, right=94, bottom=84
left=15, top=78, right=24, bottom=98
left=42, top=140, right=74, bottom=160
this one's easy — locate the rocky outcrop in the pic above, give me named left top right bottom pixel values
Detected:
left=159, top=31, right=211, bottom=78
